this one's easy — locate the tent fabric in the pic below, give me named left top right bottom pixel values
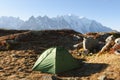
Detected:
left=32, top=47, right=80, bottom=74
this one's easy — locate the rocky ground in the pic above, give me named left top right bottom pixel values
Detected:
left=0, top=29, right=120, bottom=80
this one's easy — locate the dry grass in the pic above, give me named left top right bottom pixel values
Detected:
left=0, top=30, right=120, bottom=80
left=66, top=47, right=120, bottom=80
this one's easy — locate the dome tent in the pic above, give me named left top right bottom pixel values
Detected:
left=32, top=47, right=80, bottom=74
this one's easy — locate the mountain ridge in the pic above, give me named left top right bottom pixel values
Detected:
left=0, top=15, right=113, bottom=33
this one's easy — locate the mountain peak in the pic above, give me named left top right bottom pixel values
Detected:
left=29, top=16, right=35, bottom=20
left=0, top=15, right=113, bottom=33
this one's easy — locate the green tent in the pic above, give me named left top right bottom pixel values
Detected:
left=32, top=47, right=80, bottom=74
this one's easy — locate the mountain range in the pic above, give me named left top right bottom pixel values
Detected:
left=0, top=15, right=113, bottom=33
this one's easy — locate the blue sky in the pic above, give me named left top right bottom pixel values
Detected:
left=0, top=0, right=120, bottom=31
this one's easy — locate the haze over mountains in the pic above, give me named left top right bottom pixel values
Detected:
left=0, top=15, right=113, bottom=33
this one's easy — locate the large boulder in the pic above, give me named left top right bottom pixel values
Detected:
left=99, top=35, right=115, bottom=54
left=83, top=37, right=99, bottom=52
left=105, top=35, right=115, bottom=43
left=110, top=38, right=120, bottom=54
left=115, top=38, right=120, bottom=44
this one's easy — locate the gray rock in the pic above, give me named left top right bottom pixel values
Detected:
left=73, top=35, right=83, bottom=41
left=83, top=37, right=99, bottom=52
left=114, top=50, right=120, bottom=55
left=98, top=75, right=107, bottom=80
left=105, top=35, right=115, bottom=43
left=73, top=42, right=83, bottom=48
left=0, top=67, right=3, bottom=72
left=115, top=38, right=120, bottom=44
left=97, top=33, right=111, bottom=42
left=100, top=35, right=115, bottom=53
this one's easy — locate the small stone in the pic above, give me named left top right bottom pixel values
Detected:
left=0, top=67, right=3, bottom=72
left=114, top=50, right=120, bottom=55
left=98, top=75, right=107, bottom=80
left=18, top=68, right=24, bottom=72
left=0, top=67, right=3, bottom=70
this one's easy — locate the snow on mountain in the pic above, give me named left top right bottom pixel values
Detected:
left=0, top=15, right=113, bottom=33
left=0, top=16, right=24, bottom=29
left=20, top=15, right=112, bottom=33
left=58, top=15, right=87, bottom=33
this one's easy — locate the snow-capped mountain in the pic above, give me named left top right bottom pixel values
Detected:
left=0, top=15, right=113, bottom=33
left=0, top=16, right=24, bottom=29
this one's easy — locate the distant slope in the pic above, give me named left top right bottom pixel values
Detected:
left=0, top=15, right=113, bottom=33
